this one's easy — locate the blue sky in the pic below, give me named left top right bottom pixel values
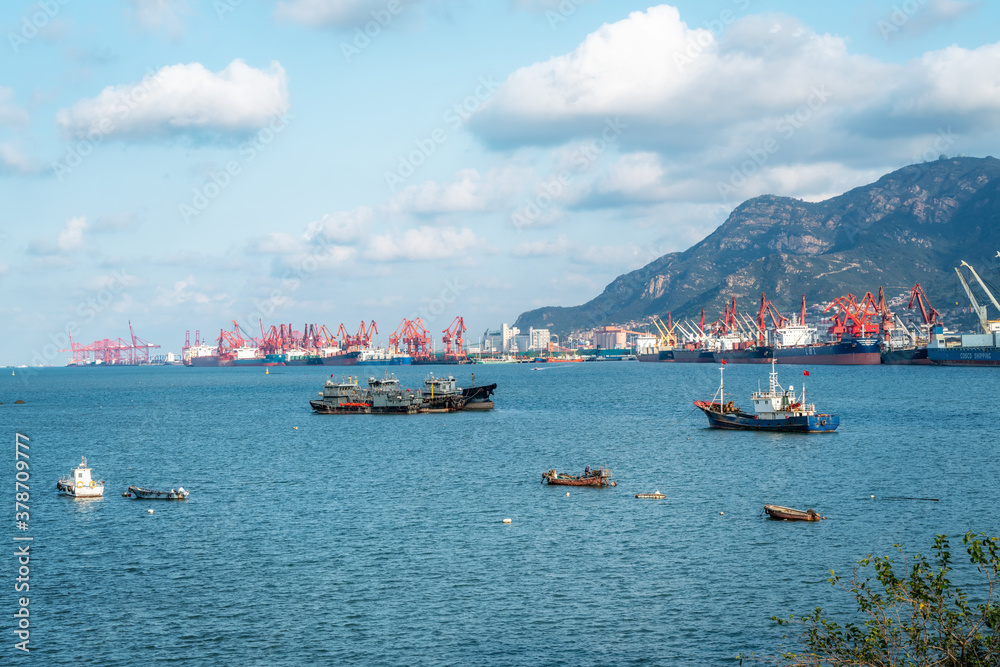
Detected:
left=1, top=0, right=998, bottom=364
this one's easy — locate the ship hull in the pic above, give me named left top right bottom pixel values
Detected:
left=713, top=347, right=774, bottom=364
left=673, top=349, right=715, bottom=363
left=696, top=407, right=839, bottom=432
left=284, top=356, right=325, bottom=366
left=189, top=356, right=221, bottom=367
left=881, top=347, right=933, bottom=365
left=926, top=346, right=1000, bottom=366
left=357, top=357, right=413, bottom=366
left=774, top=338, right=880, bottom=365
left=232, top=354, right=286, bottom=367
left=321, top=352, right=360, bottom=366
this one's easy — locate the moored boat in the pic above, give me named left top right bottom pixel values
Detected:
left=764, top=505, right=824, bottom=521
left=126, top=485, right=189, bottom=500
left=56, top=456, right=105, bottom=498
left=541, top=466, right=616, bottom=487
left=694, top=361, right=839, bottom=432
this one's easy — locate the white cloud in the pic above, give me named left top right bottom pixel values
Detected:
left=153, top=276, right=230, bottom=308
left=0, top=87, right=29, bottom=126
left=304, top=206, right=373, bottom=244
left=125, top=0, right=191, bottom=38
left=57, top=216, right=88, bottom=252
left=472, top=4, right=1000, bottom=148
left=364, top=226, right=484, bottom=261
left=0, top=144, right=39, bottom=174
left=387, top=167, right=526, bottom=216
left=469, top=4, right=1000, bottom=209
left=512, top=235, right=571, bottom=257
left=56, top=59, right=290, bottom=141
left=276, top=0, right=411, bottom=27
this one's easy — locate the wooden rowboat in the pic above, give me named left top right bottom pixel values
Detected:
left=541, top=467, right=616, bottom=487
left=764, top=504, right=824, bottom=521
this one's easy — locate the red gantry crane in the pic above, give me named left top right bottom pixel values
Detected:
left=441, top=316, right=467, bottom=361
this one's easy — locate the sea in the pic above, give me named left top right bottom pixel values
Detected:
left=2, top=361, right=997, bottom=665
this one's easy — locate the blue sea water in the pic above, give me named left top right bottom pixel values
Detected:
left=1, top=362, right=998, bottom=665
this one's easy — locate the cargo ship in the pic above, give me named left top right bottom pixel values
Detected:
left=925, top=261, right=1000, bottom=366
left=926, top=328, right=1000, bottom=366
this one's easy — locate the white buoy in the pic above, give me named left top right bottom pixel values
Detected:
left=719, top=511, right=724, bottom=515
left=293, top=426, right=298, bottom=430
left=566, top=492, right=570, bottom=496
left=147, top=509, right=154, bottom=514
left=502, top=518, right=512, bottom=524
left=871, top=495, right=875, bottom=499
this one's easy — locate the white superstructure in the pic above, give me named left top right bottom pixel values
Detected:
left=56, top=456, right=105, bottom=498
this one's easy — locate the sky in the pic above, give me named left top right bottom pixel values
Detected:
left=1, top=0, right=999, bottom=365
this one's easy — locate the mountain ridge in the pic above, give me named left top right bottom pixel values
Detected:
left=515, top=156, right=1000, bottom=335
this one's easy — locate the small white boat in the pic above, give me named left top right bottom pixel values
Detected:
left=56, top=456, right=105, bottom=498
left=126, top=485, right=189, bottom=500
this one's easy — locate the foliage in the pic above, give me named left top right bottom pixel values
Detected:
left=742, top=532, right=1000, bottom=666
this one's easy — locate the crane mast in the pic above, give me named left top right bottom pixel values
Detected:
left=955, top=265, right=990, bottom=333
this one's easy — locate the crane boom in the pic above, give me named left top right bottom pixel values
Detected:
left=955, top=266, right=989, bottom=334
left=960, top=260, right=1000, bottom=313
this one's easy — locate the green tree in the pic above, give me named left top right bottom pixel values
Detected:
left=742, top=532, right=1000, bottom=666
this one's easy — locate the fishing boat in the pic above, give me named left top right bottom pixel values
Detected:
left=636, top=491, right=666, bottom=499
left=419, top=373, right=470, bottom=412
left=56, top=456, right=105, bottom=498
left=541, top=466, right=616, bottom=487
left=764, top=505, right=824, bottom=521
left=126, top=485, right=189, bottom=500
left=694, top=360, right=839, bottom=432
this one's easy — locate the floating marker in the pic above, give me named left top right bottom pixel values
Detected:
left=147, top=509, right=154, bottom=514
left=293, top=426, right=298, bottom=430
left=719, top=511, right=724, bottom=515
left=871, top=495, right=875, bottom=499
left=502, top=518, right=512, bottom=524
left=566, top=492, right=570, bottom=497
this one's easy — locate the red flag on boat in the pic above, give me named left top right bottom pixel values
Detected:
left=721, top=359, right=727, bottom=365
left=803, top=370, right=810, bottom=376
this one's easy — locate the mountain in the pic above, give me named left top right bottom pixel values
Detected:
left=515, top=156, right=1000, bottom=335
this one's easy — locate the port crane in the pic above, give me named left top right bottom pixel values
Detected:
left=908, top=283, right=940, bottom=326
left=652, top=314, right=677, bottom=347
left=954, top=260, right=1000, bottom=334
left=441, top=316, right=467, bottom=361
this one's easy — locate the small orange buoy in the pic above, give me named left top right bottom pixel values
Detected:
left=293, top=426, right=298, bottom=430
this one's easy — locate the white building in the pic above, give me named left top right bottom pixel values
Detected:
left=528, top=328, right=550, bottom=351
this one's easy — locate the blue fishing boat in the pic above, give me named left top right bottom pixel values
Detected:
left=694, top=361, right=839, bottom=433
